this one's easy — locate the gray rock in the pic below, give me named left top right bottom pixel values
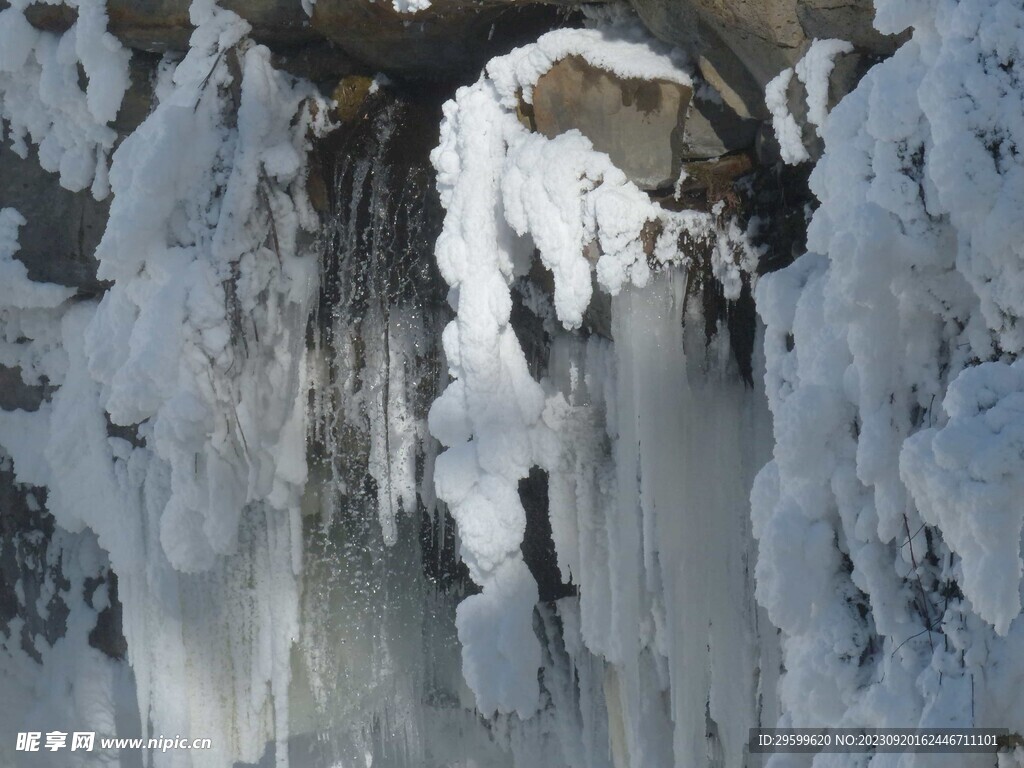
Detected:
left=0, top=469, right=65, bottom=662
left=0, top=50, right=159, bottom=290
left=765, top=47, right=870, bottom=163
left=0, top=55, right=156, bottom=295
left=797, top=0, right=903, bottom=56
left=15, top=0, right=561, bottom=81
left=629, top=0, right=795, bottom=119
left=679, top=93, right=759, bottom=159
left=530, top=55, right=693, bottom=190
left=0, top=367, right=48, bottom=412
left=0, top=142, right=108, bottom=293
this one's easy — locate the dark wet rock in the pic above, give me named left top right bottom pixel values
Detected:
left=19, top=0, right=316, bottom=51
left=0, top=142, right=108, bottom=294
left=0, top=367, right=48, bottom=413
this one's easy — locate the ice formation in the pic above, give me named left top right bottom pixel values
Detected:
left=1, top=0, right=328, bottom=764
left=6, top=0, right=1024, bottom=761
left=430, top=20, right=777, bottom=765
left=391, top=0, right=432, bottom=13
left=756, top=0, right=1024, bottom=753
left=0, top=0, right=130, bottom=197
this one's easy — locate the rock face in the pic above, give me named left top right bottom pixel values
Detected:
left=0, top=143, right=108, bottom=293
left=309, top=0, right=563, bottom=79
left=13, top=0, right=565, bottom=81
left=681, top=93, right=759, bottom=159
left=0, top=366, right=47, bottom=412
left=0, top=53, right=155, bottom=295
left=528, top=57, right=758, bottom=190
left=20, top=0, right=316, bottom=50
left=628, top=0, right=900, bottom=118
left=531, top=56, right=693, bottom=190
left=10, top=0, right=898, bottom=104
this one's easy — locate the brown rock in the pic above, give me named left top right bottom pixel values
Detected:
left=17, top=0, right=315, bottom=50
left=531, top=56, right=693, bottom=190
left=0, top=142, right=108, bottom=293
left=628, top=0, right=903, bottom=119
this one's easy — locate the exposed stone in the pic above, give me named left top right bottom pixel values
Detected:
left=755, top=121, right=784, bottom=165
left=19, top=0, right=318, bottom=51
left=310, top=0, right=564, bottom=81
left=0, top=471, right=64, bottom=662
left=331, top=75, right=375, bottom=123
left=676, top=152, right=757, bottom=196
left=628, top=0, right=786, bottom=119
left=679, top=93, right=759, bottom=159
left=531, top=55, right=693, bottom=190
left=797, top=0, right=902, bottom=56
left=0, top=55, right=156, bottom=295
left=763, top=47, right=873, bottom=164
left=0, top=367, right=48, bottom=412
left=826, top=49, right=878, bottom=110
left=13, top=0, right=571, bottom=81
left=269, top=41, right=358, bottom=86
left=114, top=52, right=160, bottom=134
left=87, top=570, right=128, bottom=660
left=0, top=142, right=108, bottom=293
left=628, top=0, right=903, bottom=119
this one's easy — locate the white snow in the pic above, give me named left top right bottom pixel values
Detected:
left=765, top=68, right=810, bottom=164
left=430, top=21, right=702, bottom=718
left=766, top=39, right=853, bottom=164
left=391, top=0, right=432, bottom=12
left=794, top=38, right=854, bottom=129
left=753, top=0, right=1024, bottom=749
left=0, top=0, right=130, bottom=197
left=12, top=0, right=1024, bottom=762
left=0, top=2, right=329, bottom=766
left=430, top=18, right=776, bottom=764
left=903, top=361, right=1024, bottom=635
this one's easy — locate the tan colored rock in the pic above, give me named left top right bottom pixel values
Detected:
left=531, top=56, right=693, bottom=190
left=18, top=0, right=316, bottom=50
left=681, top=94, right=759, bottom=159
left=331, top=75, right=375, bottom=123
left=629, top=0, right=902, bottom=119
